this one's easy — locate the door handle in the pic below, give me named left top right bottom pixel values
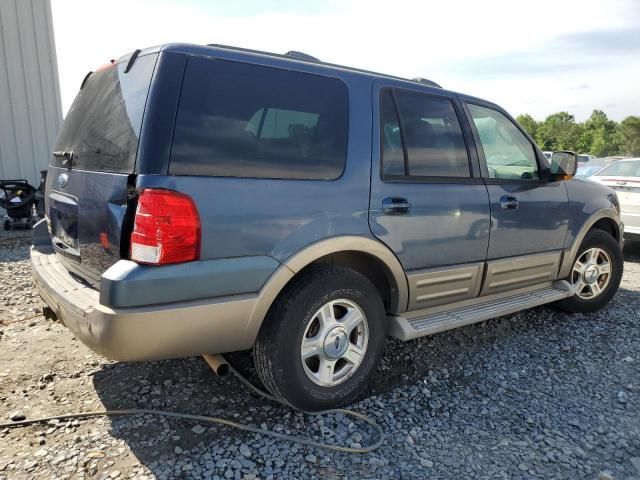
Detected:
left=383, top=197, right=411, bottom=215
left=500, top=195, right=519, bottom=210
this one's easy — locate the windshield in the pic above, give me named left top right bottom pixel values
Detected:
left=594, top=160, right=640, bottom=177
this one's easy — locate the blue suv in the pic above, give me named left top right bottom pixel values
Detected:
left=31, top=43, right=624, bottom=410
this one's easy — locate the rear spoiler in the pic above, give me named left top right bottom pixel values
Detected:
left=79, top=49, right=141, bottom=90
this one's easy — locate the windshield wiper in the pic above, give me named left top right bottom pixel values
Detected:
left=52, top=150, right=74, bottom=168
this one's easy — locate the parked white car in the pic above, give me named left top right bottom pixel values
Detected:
left=590, top=158, right=640, bottom=241
left=577, top=154, right=595, bottom=164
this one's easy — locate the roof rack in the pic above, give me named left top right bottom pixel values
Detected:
left=283, top=50, right=320, bottom=62
left=206, top=44, right=319, bottom=63
left=411, top=77, right=442, bottom=88
left=205, top=43, right=442, bottom=88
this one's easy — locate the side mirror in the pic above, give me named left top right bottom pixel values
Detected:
left=549, top=151, right=577, bottom=180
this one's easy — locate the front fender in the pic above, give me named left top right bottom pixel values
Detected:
left=558, top=179, right=622, bottom=278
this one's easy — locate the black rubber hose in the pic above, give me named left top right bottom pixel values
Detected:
left=0, top=358, right=384, bottom=454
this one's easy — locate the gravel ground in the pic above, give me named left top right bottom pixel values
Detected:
left=1, top=228, right=639, bottom=479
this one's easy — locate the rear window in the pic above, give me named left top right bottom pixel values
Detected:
left=169, top=57, right=348, bottom=180
left=53, top=53, right=158, bottom=173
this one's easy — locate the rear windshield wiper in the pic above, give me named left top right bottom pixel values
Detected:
left=53, top=150, right=74, bottom=168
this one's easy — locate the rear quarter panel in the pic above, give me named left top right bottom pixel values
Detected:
left=136, top=67, right=375, bottom=263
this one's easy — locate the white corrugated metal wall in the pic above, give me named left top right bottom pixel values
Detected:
left=0, top=0, right=62, bottom=186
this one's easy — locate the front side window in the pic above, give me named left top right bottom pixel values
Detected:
left=468, top=104, right=539, bottom=180
left=170, top=57, right=348, bottom=180
left=380, top=88, right=470, bottom=178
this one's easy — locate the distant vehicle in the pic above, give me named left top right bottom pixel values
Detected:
left=31, top=43, right=624, bottom=410
left=589, top=158, right=640, bottom=241
left=575, top=156, right=626, bottom=178
left=543, top=151, right=553, bottom=161
left=576, top=164, right=604, bottom=178
left=577, top=154, right=594, bottom=164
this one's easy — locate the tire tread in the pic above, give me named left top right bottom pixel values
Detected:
left=254, top=264, right=385, bottom=410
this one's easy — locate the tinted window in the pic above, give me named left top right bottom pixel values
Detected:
left=380, top=90, right=405, bottom=176
left=53, top=54, right=158, bottom=173
left=380, top=89, right=470, bottom=178
left=468, top=104, right=539, bottom=180
left=170, top=57, right=348, bottom=180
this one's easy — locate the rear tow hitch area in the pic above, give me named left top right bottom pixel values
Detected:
left=42, top=305, right=58, bottom=322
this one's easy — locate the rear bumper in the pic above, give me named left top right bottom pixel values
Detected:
left=624, top=226, right=640, bottom=242
left=31, top=245, right=258, bottom=361
left=622, top=214, right=640, bottom=242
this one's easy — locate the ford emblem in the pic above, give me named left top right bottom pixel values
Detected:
left=58, top=173, right=69, bottom=188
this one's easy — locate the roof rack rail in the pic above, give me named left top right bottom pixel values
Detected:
left=411, top=77, right=442, bottom=88
left=206, top=44, right=319, bottom=63
left=203, top=43, right=445, bottom=88
left=283, top=51, right=319, bottom=62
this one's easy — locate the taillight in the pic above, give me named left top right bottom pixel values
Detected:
left=130, top=189, right=200, bottom=265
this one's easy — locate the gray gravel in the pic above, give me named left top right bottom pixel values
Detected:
left=1, top=228, right=639, bottom=479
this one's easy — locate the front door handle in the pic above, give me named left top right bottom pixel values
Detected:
left=500, top=195, right=519, bottom=210
left=383, top=197, right=411, bottom=215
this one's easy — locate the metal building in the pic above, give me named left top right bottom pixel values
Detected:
left=0, top=0, right=62, bottom=186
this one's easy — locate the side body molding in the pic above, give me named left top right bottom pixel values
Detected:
left=242, top=236, right=409, bottom=346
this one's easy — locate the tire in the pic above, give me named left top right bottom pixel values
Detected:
left=555, top=229, right=623, bottom=313
left=254, top=264, right=386, bottom=411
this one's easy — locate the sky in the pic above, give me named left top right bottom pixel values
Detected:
left=51, top=0, right=640, bottom=122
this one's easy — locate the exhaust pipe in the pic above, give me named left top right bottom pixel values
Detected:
left=202, top=354, right=230, bottom=377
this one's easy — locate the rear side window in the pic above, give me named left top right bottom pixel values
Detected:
left=53, top=53, right=158, bottom=173
left=170, top=57, right=348, bottom=180
left=380, top=88, right=470, bottom=178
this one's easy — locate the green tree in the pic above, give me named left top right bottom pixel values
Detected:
left=536, top=112, right=582, bottom=152
left=516, top=113, right=539, bottom=139
left=578, top=110, right=618, bottom=156
left=615, top=116, right=640, bottom=156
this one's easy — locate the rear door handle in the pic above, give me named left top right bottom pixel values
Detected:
left=383, top=197, right=411, bottom=215
left=500, top=195, right=519, bottom=210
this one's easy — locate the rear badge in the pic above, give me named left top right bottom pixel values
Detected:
left=57, top=173, right=69, bottom=188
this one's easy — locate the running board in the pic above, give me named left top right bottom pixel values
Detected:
left=388, top=281, right=573, bottom=341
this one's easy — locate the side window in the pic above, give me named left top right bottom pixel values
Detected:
left=380, top=88, right=470, bottom=178
left=170, top=57, right=348, bottom=180
left=380, top=90, right=405, bottom=176
left=467, top=104, right=539, bottom=180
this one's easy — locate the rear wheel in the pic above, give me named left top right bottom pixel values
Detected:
left=254, top=265, right=386, bottom=411
left=555, top=229, right=623, bottom=313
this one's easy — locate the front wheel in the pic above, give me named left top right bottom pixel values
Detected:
left=555, top=229, right=623, bottom=313
left=254, top=265, right=386, bottom=411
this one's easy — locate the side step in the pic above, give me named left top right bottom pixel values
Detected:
left=388, top=281, right=573, bottom=341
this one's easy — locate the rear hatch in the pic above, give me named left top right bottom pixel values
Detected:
left=46, top=52, right=158, bottom=286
